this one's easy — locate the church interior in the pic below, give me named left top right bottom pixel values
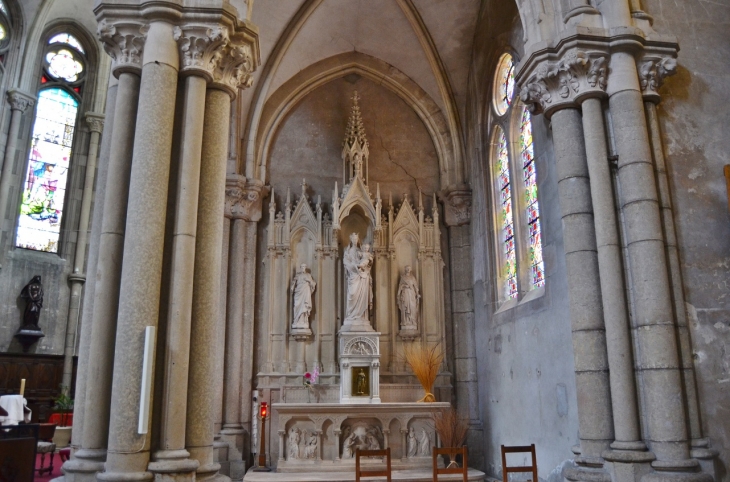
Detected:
left=0, top=1, right=728, bottom=482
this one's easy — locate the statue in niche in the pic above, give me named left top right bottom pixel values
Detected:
left=356, top=368, right=367, bottom=395
left=407, top=427, right=417, bottom=457
left=304, top=430, right=318, bottom=459
left=288, top=427, right=301, bottom=459
left=20, top=275, right=43, bottom=330
left=291, top=264, right=316, bottom=329
left=342, top=427, right=357, bottom=458
left=397, top=266, right=420, bottom=330
left=343, top=233, right=373, bottom=327
left=418, top=428, right=430, bottom=457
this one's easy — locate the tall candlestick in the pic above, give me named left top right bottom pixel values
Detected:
left=19, top=378, right=25, bottom=396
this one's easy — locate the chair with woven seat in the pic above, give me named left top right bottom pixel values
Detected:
left=355, top=447, right=391, bottom=482
left=433, top=446, right=468, bottom=482
left=501, top=444, right=537, bottom=482
left=36, top=423, right=58, bottom=476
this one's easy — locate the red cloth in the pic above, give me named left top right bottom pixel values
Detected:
left=48, top=412, right=73, bottom=426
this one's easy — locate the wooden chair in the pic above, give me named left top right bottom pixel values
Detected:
left=36, top=422, right=58, bottom=476
left=355, top=447, right=391, bottom=482
left=433, top=446, right=468, bottom=482
left=501, top=444, right=537, bottom=482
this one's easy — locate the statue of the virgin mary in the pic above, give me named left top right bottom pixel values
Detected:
left=342, top=232, right=373, bottom=331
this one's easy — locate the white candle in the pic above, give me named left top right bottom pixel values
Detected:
left=19, top=378, right=25, bottom=396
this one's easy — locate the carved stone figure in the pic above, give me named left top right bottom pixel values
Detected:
left=342, top=428, right=357, bottom=458
left=418, top=428, right=430, bottom=457
left=343, top=233, right=373, bottom=327
left=288, top=427, right=300, bottom=459
left=356, top=368, right=367, bottom=395
left=20, top=275, right=43, bottom=329
left=397, top=266, right=420, bottom=329
left=291, top=264, right=316, bottom=329
left=304, top=430, right=318, bottom=459
left=407, top=427, right=417, bottom=457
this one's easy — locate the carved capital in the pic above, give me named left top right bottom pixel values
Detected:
left=85, top=113, right=105, bottom=134
left=97, top=21, right=147, bottom=76
left=637, top=55, right=677, bottom=104
left=437, top=186, right=471, bottom=227
left=7, top=89, right=35, bottom=113
left=173, top=24, right=229, bottom=80
left=520, top=50, right=608, bottom=117
left=225, top=175, right=269, bottom=221
left=210, top=39, right=256, bottom=98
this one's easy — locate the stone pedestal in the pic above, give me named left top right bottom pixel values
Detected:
left=339, top=332, right=380, bottom=404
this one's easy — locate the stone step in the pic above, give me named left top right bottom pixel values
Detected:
left=243, top=467, right=486, bottom=481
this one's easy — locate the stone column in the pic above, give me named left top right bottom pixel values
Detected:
left=639, top=56, right=718, bottom=467
left=66, top=72, right=117, bottom=474
left=64, top=26, right=143, bottom=478
left=98, top=18, right=180, bottom=482
left=185, top=87, right=230, bottom=482
left=438, top=186, right=483, bottom=469
left=0, top=90, right=34, bottom=256
left=222, top=179, right=246, bottom=480
left=551, top=107, right=614, bottom=474
left=150, top=23, right=220, bottom=479
left=61, top=113, right=104, bottom=391
left=607, top=49, right=707, bottom=480
left=581, top=97, right=647, bottom=455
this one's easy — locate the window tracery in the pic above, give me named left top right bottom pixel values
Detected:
left=489, top=52, right=545, bottom=305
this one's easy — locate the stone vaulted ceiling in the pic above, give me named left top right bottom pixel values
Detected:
left=237, top=0, right=481, bottom=181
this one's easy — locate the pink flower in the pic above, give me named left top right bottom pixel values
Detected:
left=304, top=372, right=312, bottom=379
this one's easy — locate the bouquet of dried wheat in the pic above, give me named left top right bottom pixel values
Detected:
left=403, top=342, right=444, bottom=403
left=433, top=407, right=468, bottom=468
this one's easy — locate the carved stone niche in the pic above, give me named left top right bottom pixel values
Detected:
left=340, top=419, right=384, bottom=459
left=339, top=333, right=381, bottom=404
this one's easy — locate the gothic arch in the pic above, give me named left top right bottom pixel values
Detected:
left=256, top=51, right=456, bottom=190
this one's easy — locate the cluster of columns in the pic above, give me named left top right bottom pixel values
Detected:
left=63, top=2, right=259, bottom=482
left=517, top=20, right=715, bottom=482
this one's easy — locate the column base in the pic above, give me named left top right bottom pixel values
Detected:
left=564, top=466, right=612, bottom=482
left=61, top=448, right=107, bottom=482
left=148, top=450, right=199, bottom=482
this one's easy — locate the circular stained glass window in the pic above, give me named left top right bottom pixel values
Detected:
left=0, top=24, right=6, bottom=42
left=46, top=49, right=84, bottom=82
left=493, top=53, right=515, bottom=116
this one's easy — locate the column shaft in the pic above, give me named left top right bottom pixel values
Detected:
left=67, top=75, right=117, bottom=471
left=100, top=20, right=179, bottom=481
left=609, top=51, right=691, bottom=468
left=0, top=90, right=33, bottom=251
left=62, top=117, right=104, bottom=390
left=186, top=88, right=231, bottom=479
left=551, top=107, right=614, bottom=464
left=215, top=216, right=231, bottom=434
left=240, top=220, right=258, bottom=454
left=78, top=72, right=140, bottom=457
left=581, top=97, right=644, bottom=449
left=154, top=74, right=207, bottom=465
left=224, top=218, right=245, bottom=431
left=644, top=102, right=704, bottom=449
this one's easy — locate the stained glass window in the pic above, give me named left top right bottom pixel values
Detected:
left=16, top=88, right=78, bottom=252
left=46, top=49, right=83, bottom=82
left=495, top=126, right=517, bottom=300
left=49, top=33, right=84, bottom=54
left=0, top=0, right=7, bottom=17
left=520, top=107, right=544, bottom=289
left=0, top=24, right=5, bottom=42
left=494, top=54, right=515, bottom=116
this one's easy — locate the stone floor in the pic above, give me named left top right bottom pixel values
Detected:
left=242, top=467, right=486, bottom=481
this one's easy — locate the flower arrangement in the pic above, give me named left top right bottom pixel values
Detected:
left=403, top=342, right=444, bottom=403
left=303, top=366, right=319, bottom=389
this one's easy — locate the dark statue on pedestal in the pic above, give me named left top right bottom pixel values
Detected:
left=15, top=275, right=45, bottom=352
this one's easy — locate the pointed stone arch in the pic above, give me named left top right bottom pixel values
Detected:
left=255, top=51, right=456, bottom=191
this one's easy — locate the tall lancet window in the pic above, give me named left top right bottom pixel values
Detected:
left=16, top=32, right=86, bottom=252
left=489, top=52, right=545, bottom=305
left=0, top=0, right=12, bottom=70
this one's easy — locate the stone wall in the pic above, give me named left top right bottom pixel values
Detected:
left=465, top=2, right=580, bottom=479
left=645, top=0, right=730, bottom=472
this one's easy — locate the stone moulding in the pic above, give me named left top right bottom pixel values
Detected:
left=437, top=186, right=471, bottom=227
left=515, top=30, right=679, bottom=117
left=225, top=175, right=269, bottom=222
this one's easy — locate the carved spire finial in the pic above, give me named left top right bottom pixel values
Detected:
left=342, top=91, right=370, bottom=185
